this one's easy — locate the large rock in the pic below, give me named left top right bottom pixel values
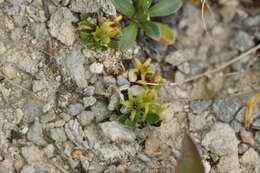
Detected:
left=202, top=123, right=241, bottom=173
left=202, top=123, right=239, bottom=156
left=69, top=0, right=116, bottom=16
left=48, top=7, right=77, bottom=46
left=99, top=121, right=136, bottom=142
left=240, top=148, right=260, bottom=172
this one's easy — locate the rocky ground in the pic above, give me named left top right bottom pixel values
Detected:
left=0, top=0, right=260, bottom=173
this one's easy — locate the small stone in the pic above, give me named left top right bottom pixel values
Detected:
left=83, top=86, right=95, bottom=96
left=243, top=15, right=260, bottom=27
left=178, top=62, right=190, bottom=74
left=128, top=70, right=137, bottom=82
left=65, top=47, right=88, bottom=88
left=190, top=100, right=212, bottom=114
left=83, top=96, right=96, bottom=107
left=67, top=103, right=84, bottom=116
left=99, top=121, right=136, bottom=142
left=59, top=113, right=71, bottom=121
left=230, top=120, right=242, bottom=133
left=108, top=94, right=119, bottom=111
left=21, top=165, right=35, bottom=173
left=254, top=131, right=260, bottom=143
left=65, top=120, right=88, bottom=148
left=90, top=62, right=104, bottom=74
left=27, top=120, right=47, bottom=146
left=230, top=31, right=255, bottom=52
left=238, top=143, right=249, bottom=154
left=165, top=49, right=194, bottom=66
left=69, top=0, right=116, bottom=16
left=0, top=0, right=5, bottom=4
left=189, top=59, right=207, bottom=75
left=91, top=101, right=111, bottom=122
left=2, top=64, right=17, bottom=79
left=129, top=85, right=144, bottom=96
left=117, top=75, right=130, bottom=86
left=240, top=148, right=260, bottom=172
left=50, top=128, right=67, bottom=142
left=23, top=99, right=44, bottom=123
left=77, top=111, right=95, bottom=126
left=240, top=127, right=255, bottom=145
left=48, top=7, right=77, bottom=46
left=43, top=144, right=55, bottom=158
left=0, top=42, right=6, bottom=55
left=213, top=94, right=241, bottom=123
left=252, top=118, right=260, bottom=130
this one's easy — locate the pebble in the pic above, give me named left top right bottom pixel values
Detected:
left=190, top=100, right=212, bottom=114
left=252, top=118, right=260, bottom=130
left=59, top=113, right=71, bottom=122
left=129, top=85, right=144, bottom=96
left=77, top=111, right=95, bottom=126
left=50, top=127, right=67, bottom=142
left=91, top=101, right=111, bottom=122
left=23, top=99, right=44, bottom=123
left=83, top=86, right=95, bottom=96
left=128, top=70, right=137, bottom=82
left=213, top=94, right=241, bottom=123
left=238, top=143, right=249, bottom=154
left=0, top=41, right=6, bottom=54
left=240, top=127, right=255, bottom=145
left=2, top=64, right=17, bottom=79
left=255, top=131, right=260, bottom=143
left=83, top=96, right=96, bottom=107
left=117, top=75, right=130, bottom=86
left=99, top=121, right=136, bottom=142
left=27, top=119, right=47, bottom=146
left=230, top=31, right=255, bottom=52
left=67, top=103, right=84, bottom=116
left=230, top=120, right=242, bottom=133
left=90, top=62, right=104, bottom=74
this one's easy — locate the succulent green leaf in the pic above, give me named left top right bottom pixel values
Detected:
left=80, top=31, right=91, bottom=41
left=149, top=0, right=183, bottom=17
left=142, top=22, right=160, bottom=41
left=135, top=0, right=152, bottom=10
left=146, top=113, right=161, bottom=124
left=155, top=22, right=175, bottom=44
left=176, top=133, right=205, bottom=173
left=119, top=23, right=138, bottom=50
left=112, top=0, right=136, bottom=17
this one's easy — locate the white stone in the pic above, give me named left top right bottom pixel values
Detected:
left=89, top=62, right=104, bottom=74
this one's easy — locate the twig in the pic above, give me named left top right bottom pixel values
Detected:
left=171, top=44, right=260, bottom=86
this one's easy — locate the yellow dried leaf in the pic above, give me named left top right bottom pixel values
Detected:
left=245, top=93, right=260, bottom=128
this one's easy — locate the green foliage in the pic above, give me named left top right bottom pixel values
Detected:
left=176, top=133, right=205, bottom=173
left=112, top=0, right=183, bottom=50
left=119, top=89, right=166, bottom=128
left=118, top=58, right=165, bottom=128
left=78, top=14, right=122, bottom=51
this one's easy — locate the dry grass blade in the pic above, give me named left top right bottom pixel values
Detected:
left=245, top=93, right=260, bottom=128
